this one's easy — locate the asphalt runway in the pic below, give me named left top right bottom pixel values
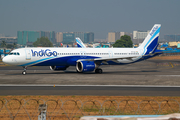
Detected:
left=0, top=86, right=180, bottom=96
left=0, top=59, right=180, bottom=96
left=0, top=59, right=180, bottom=85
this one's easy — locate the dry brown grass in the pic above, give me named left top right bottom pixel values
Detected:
left=0, top=96, right=180, bottom=120
left=150, top=55, right=180, bottom=60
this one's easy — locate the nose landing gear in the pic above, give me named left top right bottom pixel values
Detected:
left=22, top=66, right=27, bottom=75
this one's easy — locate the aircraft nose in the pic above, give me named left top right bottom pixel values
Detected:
left=2, top=57, right=6, bottom=63
left=2, top=56, right=10, bottom=64
left=2, top=56, right=18, bottom=65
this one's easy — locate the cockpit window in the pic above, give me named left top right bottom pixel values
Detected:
left=9, top=52, right=20, bottom=55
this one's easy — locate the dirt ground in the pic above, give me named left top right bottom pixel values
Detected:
left=0, top=96, right=180, bottom=120
left=150, top=55, right=180, bottom=60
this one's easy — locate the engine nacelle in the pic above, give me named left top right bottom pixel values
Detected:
left=76, top=61, right=96, bottom=72
left=50, top=66, right=68, bottom=71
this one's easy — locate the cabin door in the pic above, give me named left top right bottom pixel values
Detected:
left=108, top=51, right=113, bottom=58
left=25, top=49, right=31, bottom=60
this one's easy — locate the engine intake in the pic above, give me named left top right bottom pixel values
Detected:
left=50, top=66, right=68, bottom=71
left=76, top=61, right=96, bottom=72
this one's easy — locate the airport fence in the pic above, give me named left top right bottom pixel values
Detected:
left=0, top=98, right=180, bottom=120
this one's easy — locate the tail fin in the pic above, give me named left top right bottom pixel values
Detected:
left=76, top=37, right=86, bottom=48
left=138, top=24, right=161, bottom=55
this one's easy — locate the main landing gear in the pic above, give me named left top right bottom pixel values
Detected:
left=95, top=68, right=103, bottom=74
left=22, top=66, right=27, bottom=75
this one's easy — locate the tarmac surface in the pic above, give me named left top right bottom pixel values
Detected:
left=0, top=59, right=180, bottom=85
left=0, top=59, right=180, bottom=96
left=0, top=85, right=180, bottom=96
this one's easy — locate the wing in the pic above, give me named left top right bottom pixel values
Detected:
left=77, top=56, right=140, bottom=64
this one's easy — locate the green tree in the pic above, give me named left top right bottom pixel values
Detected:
left=113, top=35, right=133, bottom=48
left=6, top=44, right=14, bottom=48
left=13, top=43, right=17, bottom=48
left=33, top=37, right=53, bottom=47
left=1, top=41, right=6, bottom=48
left=6, top=43, right=17, bottom=49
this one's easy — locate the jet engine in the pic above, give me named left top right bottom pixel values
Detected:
left=50, top=66, right=68, bottom=71
left=76, top=61, right=96, bottom=72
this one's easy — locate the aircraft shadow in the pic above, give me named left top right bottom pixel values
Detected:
left=6, top=69, right=160, bottom=75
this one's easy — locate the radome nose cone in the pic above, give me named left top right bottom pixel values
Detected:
left=2, top=57, right=9, bottom=64
left=2, top=57, right=6, bottom=63
left=2, top=57, right=5, bottom=63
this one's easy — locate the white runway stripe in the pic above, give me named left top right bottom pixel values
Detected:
left=0, top=84, right=180, bottom=87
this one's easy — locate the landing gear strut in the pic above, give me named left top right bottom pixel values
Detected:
left=22, top=66, right=27, bottom=75
left=95, top=68, right=103, bottom=74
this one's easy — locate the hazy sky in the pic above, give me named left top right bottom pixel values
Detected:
left=0, top=0, right=180, bottom=39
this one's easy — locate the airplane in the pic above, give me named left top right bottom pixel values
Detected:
left=2, top=24, right=161, bottom=75
left=76, top=38, right=110, bottom=48
left=76, top=37, right=86, bottom=48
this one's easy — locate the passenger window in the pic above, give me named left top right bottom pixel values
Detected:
left=17, top=53, right=20, bottom=55
left=14, top=53, right=17, bottom=55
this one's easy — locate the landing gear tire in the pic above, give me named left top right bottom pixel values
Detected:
left=95, top=68, right=103, bottom=74
left=22, top=71, right=26, bottom=75
left=22, top=66, right=27, bottom=75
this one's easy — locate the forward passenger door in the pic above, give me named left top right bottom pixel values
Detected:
left=25, top=49, right=31, bottom=60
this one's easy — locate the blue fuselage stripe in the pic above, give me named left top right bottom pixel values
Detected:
left=18, top=55, right=156, bottom=67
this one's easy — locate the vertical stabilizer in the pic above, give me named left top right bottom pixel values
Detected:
left=138, top=24, right=161, bottom=55
left=76, top=37, right=86, bottom=48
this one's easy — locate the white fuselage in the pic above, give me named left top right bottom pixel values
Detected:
left=2, top=47, right=143, bottom=66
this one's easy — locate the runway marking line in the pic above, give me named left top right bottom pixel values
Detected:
left=169, top=62, right=174, bottom=68
left=1, top=84, right=180, bottom=87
